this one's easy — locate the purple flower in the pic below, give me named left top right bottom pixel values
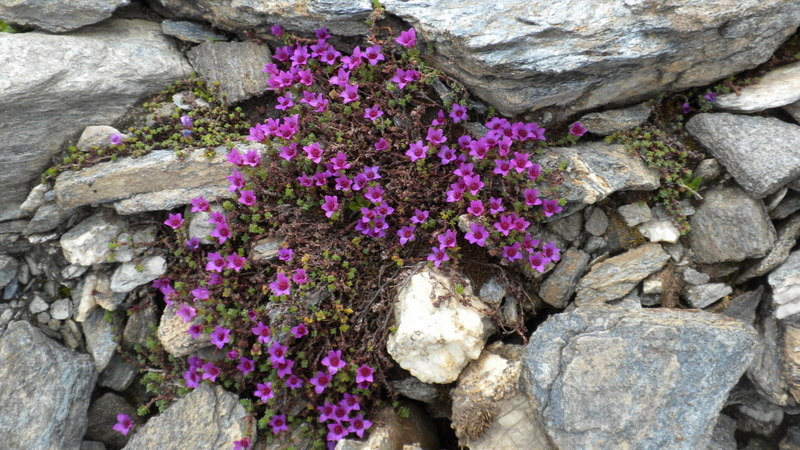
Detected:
left=340, top=393, right=362, bottom=412
left=187, top=324, right=203, bottom=339
left=512, top=152, right=533, bottom=173
left=164, top=213, right=184, bottom=230
left=493, top=159, right=511, bottom=176
left=681, top=102, right=693, bottom=114
left=318, top=402, right=335, bottom=422
left=109, top=134, right=123, bottom=146
left=450, top=103, right=467, bottom=123
left=276, top=93, right=294, bottom=112
left=340, top=84, right=359, bottom=103
left=226, top=253, right=247, bottom=272
left=181, top=115, right=194, bottom=129
left=364, top=104, right=384, bottom=121
left=285, top=375, right=303, bottom=389
left=410, top=209, right=429, bottom=224
left=113, top=414, right=133, bottom=436
left=269, top=342, right=288, bottom=364
left=279, top=143, right=298, bottom=161
left=348, top=414, right=372, bottom=438
left=397, top=225, right=416, bottom=245
left=396, top=27, right=417, bottom=48
left=374, top=138, right=389, bottom=151
left=292, top=269, right=309, bottom=285
left=233, top=438, right=251, bottom=450
left=291, top=45, right=310, bottom=66
left=185, top=237, right=201, bottom=251
left=431, top=109, right=446, bottom=126
left=464, top=223, right=488, bottom=247
left=327, top=422, right=350, bottom=442
left=528, top=164, right=542, bottom=181
left=405, top=140, right=428, bottom=162
left=427, top=246, right=450, bottom=267
left=322, top=350, right=347, bottom=374
left=303, top=142, right=324, bottom=164
left=202, top=362, right=220, bottom=382
left=462, top=174, right=484, bottom=195
left=322, top=195, right=339, bottom=218
left=316, top=26, right=330, bottom=40
left=363, top=45, right=384, bottom=65
left=291, top=323, right=308, bottom=338
left=227, top=149, right=245, bottom=167
left=238, top=190, right=256, bottom=206
left=191, top=196, right=210, bottom=212
left=237, top=357, right=255, bottom=376
left=426, top=127, right=447, bottom=146
left=541, top=199, right=563, bottom=217
left=355, top=364, right=374, bottom=385
left=310, top=371, right=332, bottom=394
left=494, top=215, right=516, bottom=236
left=364, top=185, right=384, bottom=204
left=542, top=241, right=561, bottom=262
left=226, top=350, right=239, bottom=360
left=210, top=326, right=230, bottom=350
left=210, top=224, right=231, bottom=244
left=251, top=321, right=271, bottom=343
left=569, top=121, right=587, bottom=137
left=468, top=138, right=489, bottom=159
left=704, top=91, right=718, bottom=102
left=528, top=251, right=552, bottom=273
left=208, top=211, right=227, bottom=225
left=362, top=165, right=381, bottom=181
left=271, top=24, right=284, bottom=36
left=176, top=304, right=197, bottom=323
left=437, top=145, right=457, bottom=165
left=503, top=242, right=523, bottom=262
left=523, top=188, right=543, bottom=207
left=275, top=358, right=294, bottom=378
left=269, top=415, right=288, bottom=435
left=227, top=169, right=246, bottom=191
left=330, top=151, right=350, bottom=171
left=205, top=252, right=226, bottom=273
left=269, top=273, right=292, bottom=296
left=437, top=229, right=457, bottom=249
left=278, top=247, right=294, bottom=262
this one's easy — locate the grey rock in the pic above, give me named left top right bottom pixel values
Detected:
left=0, top=321, right=96, bottom=449
left=62, top=263, right=90, bottom=280
left=578, top=103, right=652, bottom=136
left=36, top=311, right=50, bottom=324
left=123, top=302, right=158, bottom=349
left=780, top=426, right=800, bottom=450
left=582, top=235, right=607, bottom=255
left=782, top=320, right=800, bottom=403
left=250, top=236, right=283, bottom=263
left=695, top=158, right=723, bottom=183
left=768, top=250, right=800, bottom=320
left=0, top=20, right=190, bottom=218
left=85, top=393, right=137, bottom=448
left=382, top=0, right=800, bottom=119
left=82, top=308, right=120, bottom=372
left=521, top=305, right=758, bottom=449
left=652, top=200, right=695, bottom=220
left=546, top=212, right=583, bottom=242
left=683, top=283, right=732, bottom=309
left=786, top=100, right=800, bottom=123
left=708, top=414, right=737, bottom=450
left=683, top=267, right=711, bottom=286
left=770, top=190, right=800, bottom=220
left=748, top=313, right=792, bottom=406
left=123, top=384, right=249, bottom=449
left=478, top=276, right=506, bottom=306
left=0, top=0, right=130, bottom=32
left=110, top=256, right=167, bottom=293
left=734, top=395, right=784, bottom=436
left=637, top=219, right=680, bottom=244
left=61, top=319, right=83, bottom=350
left=689, top=186, right=776, bottom=264
left=721, top=287, right=762, bottom=325
left=3, top=278, right=19, bottom=300
left=153, top=0, right=372, bottom=37
left=76, top=126, right=122, bottom=152
left=54, top=145, right=259, bottom=210
left=29, top=295, right=49, bottom=314
left=391, top=377, right=440, bottom=404
left=686, top=114, right=800, bottom=198
left=0, top=254, right=18, bottom=289
left=161, top=20, right=226, bottom=43
left=334, top=403, right=438, bottom=450
left=158, top=304, right=212, bottom=357
left=25, top=202, right=72, bottom=235
left=19, top=183, right=49, bottom=214
left=98, top=352, right=137, bottom=392
left=576, top=243, right=670, bottom=305
left=538, top=143, right=660, bottom=211
left=50, top=298, right=72, bottom=320
left=617, top=202, right=652, bottom=227
left=539, top=247, right=590, bottom=309
left=114, top=185, right=230, bottom=215
left=60, top=210, right=130, bottom=266
left=715, top=61, right=800, bottom=112
left=81, top=441, right=107, bottom=450
left=187, top=41, right=271, bottom=104
left=584, top=207, right=609, bottom=236
left=737, top=212, right=800, bottom=284
left=172, top=91, right=211, bottom=111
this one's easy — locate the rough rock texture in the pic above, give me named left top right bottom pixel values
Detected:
left=538, top=143, right=660, bottom=211
left=382, top=0, right=800, bottom=119
left=578, top=103, right=652, bottom=136
left=76, top=125, right=122, bottom=152
left=158, top=304, right=212, bottom=357
left=161, top=20, right=227, bottom=43
left=715, top=61, right=800, bottom=112
left=54, top=146, right=248, bottom=210
left=538, top=247, right=589, bottom=308
left=60, top=210, right=130, bottom=266
left=686, top=114, right=800, bottom=198
left=689, top=186, right=776, bottom=264
left=110, top=256, right=167, bottom=293
left=82, top=308, right=120, bottom=372
left=748, top=314, right=793, bottom=406
left=0, top=0, right=130, bottom=32
left=683, top=283, right=733, bottom=309
left=769, top=250, right=800, bottom=320
left=85, top=392, right=137, bottom=448
left=736, top=212, right=800, bottom=284
left=123, top=384, right=249, bottom=449
left=576, top=243, right=670, bottom=305
left=0, top=254, right=19, bottom=289
left=451, top=343, right=549, bottom=450
left=0, top=20, right=190, bottom=220
left=708, top=414, right=737, bottom=450
left=335, top=403, right=438, bottom=450
left=152, top=0, right=373, bottom=37
left=187, top=41, right=272, bottom=104
left=113, top=185, right=231, bottom=215
left=784, top=319, right=800, bottom=404
left=522, top=305, right=758, bottom=449
left=0, top=321, right=96, bottom=449
left=386, top=266, right=493, bottom=384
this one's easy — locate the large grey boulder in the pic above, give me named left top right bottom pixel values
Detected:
left=0, top=0, right=130, bottom=32
left=187, top=41, right=272, bottom=104
left=522, top=305, right=758, bottom=449
left=689, top=186, right=776, bottom=264
left=123, top=384, right=250, bottom=450
left=382, top=0, right=800, bottom=119
left=0, top=321, right=97, bottom=449
left=0, top=19, right=191, bottom=221
left=686, top=113, right=800, bottom=198
left=151, top=0, right=373, bottom=37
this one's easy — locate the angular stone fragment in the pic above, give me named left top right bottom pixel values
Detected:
left=783, top=319, right=800, bottom=404
left=576, top=243, right=670, bottom=305
left=85, top=393, right=137, bottom=448
left=82, top=308, right=120, bottom=372
left=768, top=250, right=800, bottom=320
left=539, top=247, right=589, bottom=308
left=683, top=283, right=732, bottom=309
left=617, top=202, right=653, bottom=227
left=715, top=61, right=800, bottom=112
left=0, top=20, right=190, bottom=219
left=721, top=287, right=762, bottom=325
left=522, top=305, right=758, bottom=449
left=110, top=256, right=167, bottom=293
left=158, top=304, right=212, bottom=357
left=386, top=266, right=493, bottom=384
left=161, top=20, right=227, bottom=43
left=334, top=403, right=438, bottom=450
left=579, top=103, right=652, bottom=136
left=687, top=114, right=800, bottom=198
left=0, top=0, right=130, bottom=32
left=707, top=414, right=737, bottom=450
left=187, top=41, right=272, bottom=104
left=0, top=254, right=18, bottom=289
left=689, top=186, right=776, bottom=264
left=76, top=125, right=122, bottom=152
left=123, top=384, right=249, bottom=449
left=747, top=313, right=792, bottom=406
left=60, top=210, right=130, bottom=266
left=0, top=321, right=96, bottom=449
left=114, top=185, right=230, bottom=215
left=736, top=212, right=800, bottom=284
left=638, top=219, right=680, bottom=244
